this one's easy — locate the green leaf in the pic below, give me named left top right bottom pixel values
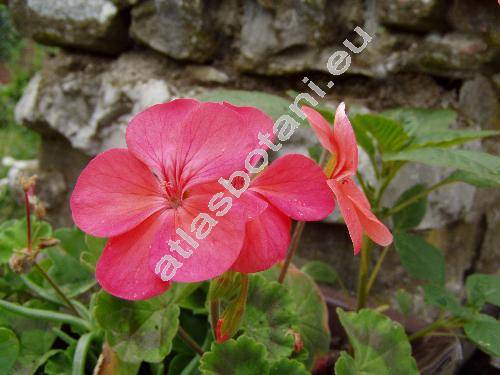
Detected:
left=168, top=353, right=194, bottom=375
left=43, top=344, right=74, bottom=375
left=423, top=285, right=471, bottom=319
left=269, top=358, right=308, bottom=375
left=335, top=308, right=418, bottom=375
left=94, top=290, right=180, bottom=363
left=199, top=90, right=290, bottom=120
left=395, top=289, right=413, bottom=316
left=382, top=108, right=457, bottom=135
left=200, top=335, right=269, bottom=375
left=466, top=274, right=500, bottom=309
left=464, top=314, right=500, bottom=357
left=0, top=299, right=60, bottom=374
left=383, top=148, right=500, bottom=186
left=21, top=227, right=96, bottom=299
left=394, top=232, right=445, bottom=286
left=0, top=327, right=19, bottom=375
left=0, top=217, right=52, bottom=264
left=81, top=234, right=106, bottom=272
left=45, top=247, right=95, bottom=298
left=263, top=266, right=330, bottom=369
left=351, top=114, right=410, bottom=153
left=52, top=228, right=104, bottom=273
left=301, top=260, right=338, bottom=286
left=53, top=227, right=86, bottom=259
left=445, top=170, right=499, bottom=188
left=393, top=184, right=427, bottom=230
left=307, top=146, right=322, bottom=163
left=241, top=275, right=296, bottom=361
left=410, top=129, right=500, bottom=148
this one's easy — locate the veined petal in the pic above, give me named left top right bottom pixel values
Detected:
left=350, top=198, right=393, bottom=247
left=328, top=179, right=363, bottom=254
left=339, top=178, right=371, bottom=210
left=231, top=204, right=291, bottom=273
left=95, top=212, right=171, bottom=300
left=339, top=178, right=392, bottom=247
left=222, top=102, right=275, bottom=145
left=126, top=98, right=201, bottom=178
left=176, top=103, right=266, bottom=190
left=302, top=106, right=335, bottom=154
left=331, top=102, right=358, bottom=180
left=149, top=184, right=249, bottom=283
left=70, top=149, right=165, bottom=237
left=251, top=154, right=334, bottom=221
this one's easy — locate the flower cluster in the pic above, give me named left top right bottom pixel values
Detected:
left=71, top=99, right=333, bottom=300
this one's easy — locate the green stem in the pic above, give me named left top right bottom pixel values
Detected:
left=21, top=274, right=90, bottom=319
left=356, top=239, right=371, bottom=310
left=356, top=171, right=372, bottom=203
left=278, top=221, right=306, bottom=283
left=375, top=165, right=401, bottom=209
left=408, top=318, right=447, bottom=341
left=72, top=332, right=97, bottom=375
left=239, top=274, right=250, bottom=304
left=383, top=180, right=454, bottom=218
left=365, top=246, right=390, bottom=297
left=33, top=262, right=81, bottom=317
left=52, top=327, right=77, bottom=345
left=178, top=326, right=204, bottom=356
left=0, top=299, right=91, bottom=331
left=408, top=316, right=463, bottom=341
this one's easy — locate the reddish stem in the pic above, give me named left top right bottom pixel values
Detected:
left=24, top=190, right=32, bottom=250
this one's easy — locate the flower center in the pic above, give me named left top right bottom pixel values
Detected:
left=169, top=196, right=181, bottom=208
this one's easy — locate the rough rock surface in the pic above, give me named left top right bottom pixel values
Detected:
left=130, top=0, right=217, bottom=62
left=378, top=0, right=447, bottom=32
left=15, top=51, right=177, bottom=155
left=407, top=33, right=493, bottom=78
left=9, top=0, right=131, bottom=54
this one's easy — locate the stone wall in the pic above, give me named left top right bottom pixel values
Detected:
left=8, top=0, right=500, bottom=299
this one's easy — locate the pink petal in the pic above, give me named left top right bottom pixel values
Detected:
left=126, top=98, right=201, bottom=178
left=70, top=149, right=165, bottom=237
left=302, top=106, right=335, bottom=154
left=251, top=154, right=334, bottom=221
left=331, top=102, right=358, bottom=180
left=339, top=178, right=371, bottom=210
left=338, top=178, right=392, bottom=247
left=222, top=102, right=275, bottom=145
left=327, top=179, right=363, bottom=254
left=350, top=197, right=393, bottom=247
left=231, top=204, right=291, bottom=273
left=95, top=212, right=170, bottom=300
left=177, top=103, right=267, bottom=190
left=222, top=102, right=275, bottom=166
left=149, top=185, right=250, bottom=282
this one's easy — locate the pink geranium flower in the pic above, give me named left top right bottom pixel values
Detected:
left=303, top=103, right=393, bottom=254
left=71, top=98, right=333, bottom=300
left=231, top=153, right=334, bottom=273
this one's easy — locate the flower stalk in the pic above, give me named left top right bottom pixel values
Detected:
left=20, top=176, right=82, bottom=318
left=408, top=318, right=460, bottom=341
left=356, top=239, right=371, bottom=310
left=177, top=326, right=204, bottom=356
left=365, top=246, right=390, bottom=296
left=278, top=221, right=306, bottom=283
